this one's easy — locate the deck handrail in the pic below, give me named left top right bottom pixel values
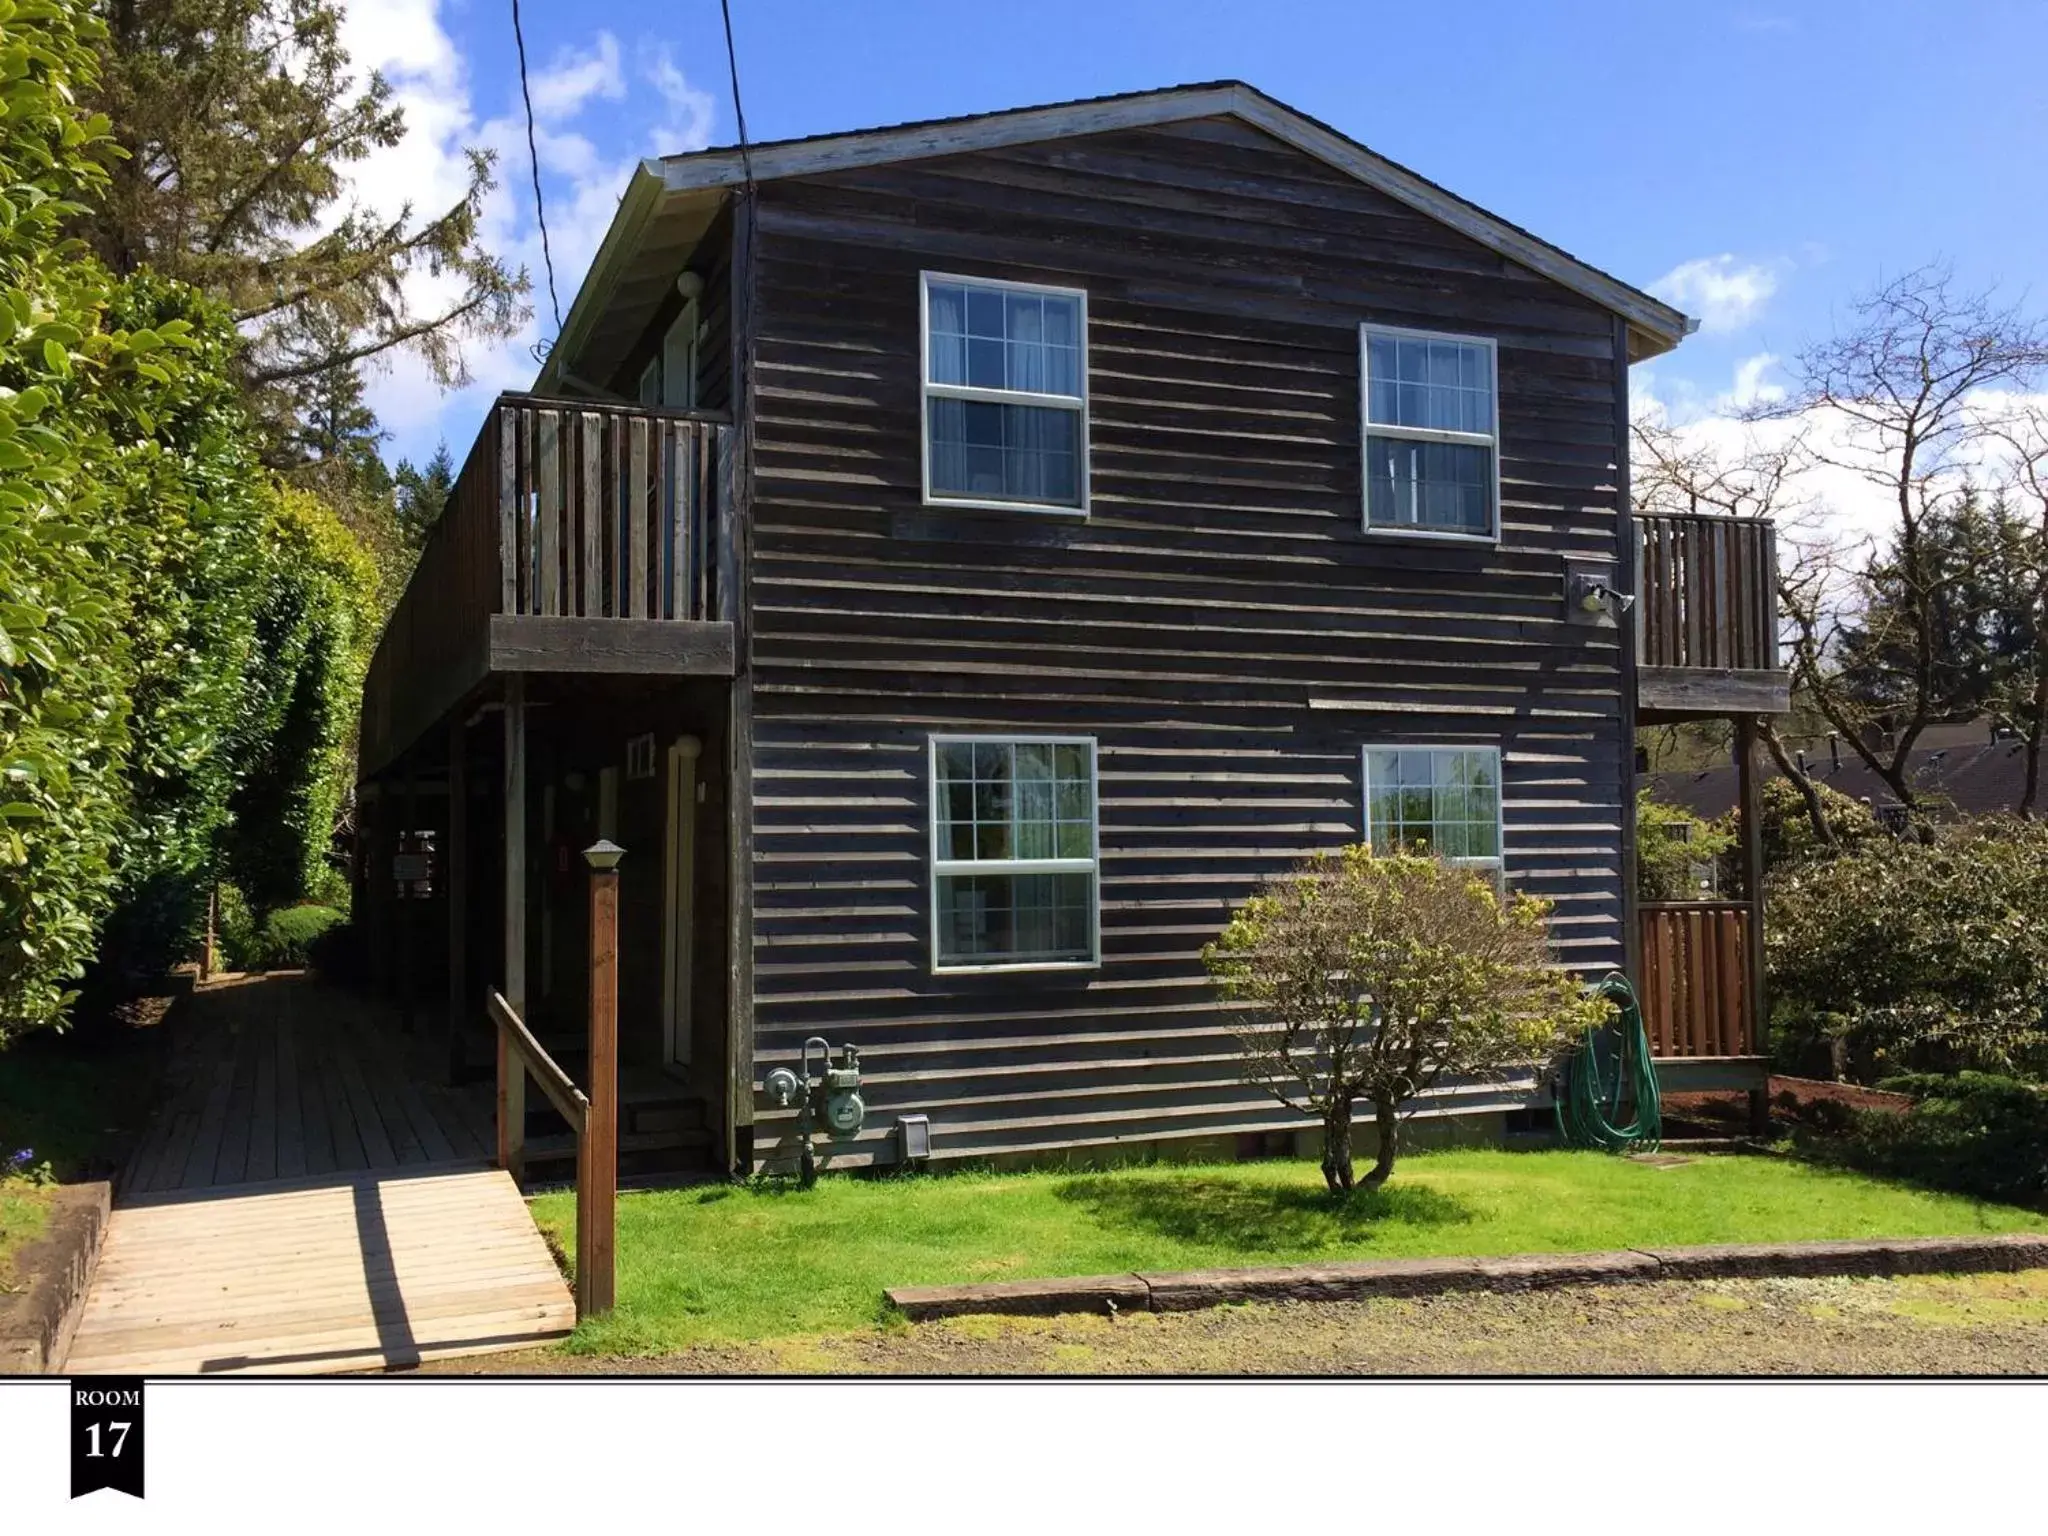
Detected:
left=486, top=987, right=610, bottom=1317
left=487, top=988, right=588, bottom=1130
left=358, top=392, right=736, bottom=778
left=1637, top=903, right=1756, bottom=1059
left=1632, top=511, right=1780, bottom=673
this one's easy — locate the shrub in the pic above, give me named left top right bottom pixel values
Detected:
left=1759, top=775, right=1884, bottom=870
left=1822, top=1072, right=2048, bottom=1208
left=305, top=918, right=362, bottom=983
left=1767, top=819, right=2048, bottom=1080
left=252, top=905, right=344, bottom=969
left=214, top=882, right=258, bottom=972
left=1636, top=787, right=1734, bottom=900
left=1203, top=847, right=1605, bottom=1193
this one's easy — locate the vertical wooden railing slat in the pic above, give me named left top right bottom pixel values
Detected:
left=1638, top=903, right=1761, bottom=1060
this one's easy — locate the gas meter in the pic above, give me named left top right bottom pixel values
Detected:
left=763, top=1036, right=865, bottom=1186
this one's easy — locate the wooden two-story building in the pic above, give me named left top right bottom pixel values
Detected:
left=356, top=82, right=1787, bottom=1181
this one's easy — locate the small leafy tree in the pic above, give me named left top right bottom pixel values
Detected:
left=1203, top=848, right=1607, bottom=1193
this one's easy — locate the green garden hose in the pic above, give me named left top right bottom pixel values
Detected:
left=1554, top=972, right=1662, bottom=1152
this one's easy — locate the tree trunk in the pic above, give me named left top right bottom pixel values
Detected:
left=1320, top=1096, right=1355, bottom=1195
left=1360, top=1096, right=1401, bottom=1190
left=1760, top=720, right=1834, bottom=852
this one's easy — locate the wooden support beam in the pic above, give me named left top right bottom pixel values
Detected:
left=399, top=767, right=419, bottom=1033
left=580, top=851, right=621, bottom=1317
left=485, top=615, right=735, bottom=676
left=498, top=676, right=528, bottom=1181
left=1735, top=714, right=1771, bottom=1133
left=446, top=716, right=468, bottom=1085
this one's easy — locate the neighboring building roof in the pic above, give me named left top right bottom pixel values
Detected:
left=1652, top=727, right=2041, bottom=823
left=538, top=81, right=1696, bottom=395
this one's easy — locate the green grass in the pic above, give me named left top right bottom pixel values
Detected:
left=0, top=1181, right=57, bottom=1289
left=529, top=1149, right=2048, bottom=1355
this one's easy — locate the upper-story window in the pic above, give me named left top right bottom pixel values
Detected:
left=1361, top=325, right=1499, bottom=540
left=922, top=273, right=1088, bottom=514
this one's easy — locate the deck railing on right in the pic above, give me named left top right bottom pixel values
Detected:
left=1633, top=512, right=1779, bottom=672
left=1637, top=901, right=1756, bottom=1058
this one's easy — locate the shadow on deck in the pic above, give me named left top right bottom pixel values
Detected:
left=119, top=972, right=495, bottom=1195
left=62, top=975, right=572, bottom=1375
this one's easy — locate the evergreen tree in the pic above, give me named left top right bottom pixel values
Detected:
left=77, top=0, right=526, bottom=463
left=393, top=441, right=456, bottom=548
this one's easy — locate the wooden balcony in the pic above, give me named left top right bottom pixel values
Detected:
left=1633, top=511, right=1789, bottom=720
left=360, top=395, right=736, bottom=779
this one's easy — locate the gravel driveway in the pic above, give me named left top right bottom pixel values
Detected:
left=435, top=1268, right=2048, bottom=1375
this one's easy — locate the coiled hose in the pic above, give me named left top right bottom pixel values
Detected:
left=1554, top=972, right=1661, bottom=1152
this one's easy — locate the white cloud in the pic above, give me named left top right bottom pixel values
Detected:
left=327, top=3, right=721, bottom=463
left=643, top=45, right=717, bottom=158
left=1716, top=351, right=1785, bottom=413
left=526, top=33, right=625, bottom=122
left=1650, top=254, right=1781, bottom=334
left=1635, top=358, right=2048, bottom=580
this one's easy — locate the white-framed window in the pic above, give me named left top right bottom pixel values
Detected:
left=1361, top=325, right=1499, bottom=540
left=920, top=272, right=1088, bottom=515
left=929, top=735, right=1099, bottom=971
left=637, top=357, right=660, bottom=407
left=1362, top=745, right=1504, bottom=873
left=662, top=299, right=699, bottom=409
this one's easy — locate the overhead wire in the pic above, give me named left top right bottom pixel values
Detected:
left=510, top=0, right=562, bottom=343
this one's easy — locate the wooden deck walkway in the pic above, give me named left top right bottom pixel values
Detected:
left=119, top=972, right=496, bottom=1193
left=66, top=975, right=574, bottom=1374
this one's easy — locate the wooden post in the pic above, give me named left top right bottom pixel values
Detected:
left=447, top=716, right=468, bottom=1084
left=498, top=677, right=528, bottom=1180
left=580, top=840, right=622, bottom=1316
left=399, top=767, right=419, bottom=1032
left=1735, top=715, right=1771, bottom=1133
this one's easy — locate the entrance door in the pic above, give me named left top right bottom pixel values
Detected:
left=661, top=737, right=702, bottom=1072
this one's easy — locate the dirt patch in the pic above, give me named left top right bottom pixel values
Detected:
left=1664, top=1074, right=1912, bottom=1137
left=428, top=1269, right=2048, bottom=1377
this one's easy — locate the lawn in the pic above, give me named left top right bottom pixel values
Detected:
left=528, top=1149, right=2048, bottom=1355
left=0, top=1180, right=57, bottom=1289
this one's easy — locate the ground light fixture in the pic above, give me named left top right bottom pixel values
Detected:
left=582, top=838, right=625, bottom=872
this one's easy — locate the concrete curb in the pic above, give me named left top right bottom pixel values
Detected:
left=884, top=1232, right=2048, bottom=1322
left=0, top=1182, right=112, bottom=1374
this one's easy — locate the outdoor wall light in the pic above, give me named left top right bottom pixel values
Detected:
left=582, top=838, right=625, bottom=872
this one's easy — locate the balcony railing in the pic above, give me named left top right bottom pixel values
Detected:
left=360, top=394, right=734, bottom=778
left=1633, top=511, right=1779, bottom=672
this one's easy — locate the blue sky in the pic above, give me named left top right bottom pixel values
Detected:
left=349, top=0, right=2048, bottom=469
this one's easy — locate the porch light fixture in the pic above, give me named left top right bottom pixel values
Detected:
left=582, top=839, right=626, bottom=872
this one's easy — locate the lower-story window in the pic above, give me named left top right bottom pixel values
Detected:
left=1363, top=745, right=1504, bottom=873
left=930, top=735, right=1099, bottom=970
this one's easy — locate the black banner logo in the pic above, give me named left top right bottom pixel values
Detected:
left=70, top=1376, right=145, bottom=1499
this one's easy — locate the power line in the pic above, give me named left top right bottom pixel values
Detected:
left=510, top=0, right=561, bottom=336
left=719, top=0, right=754, bottom=192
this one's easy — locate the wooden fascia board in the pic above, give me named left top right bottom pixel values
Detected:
left=536, top=164, right=667, bottom=394
left=645, top=83, right=1694, bottom=353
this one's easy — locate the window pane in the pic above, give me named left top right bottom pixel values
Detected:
left=927, top=281, right=1083, bottom=399
left=929, top=399, right=1081, bottom=506
left=937, top=871, right=1093, bottom=966
left=1365, top=332, right=1493, bottom=436
left=1365, top=747, right=1499, bottom=865
left=1366, top=435, right=1492, bottom=533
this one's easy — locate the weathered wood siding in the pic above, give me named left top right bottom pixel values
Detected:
left=743, top=117, right=1629, bottom=1167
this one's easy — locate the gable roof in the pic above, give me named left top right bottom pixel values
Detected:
left=537, top=81, right=1695, bottom=394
